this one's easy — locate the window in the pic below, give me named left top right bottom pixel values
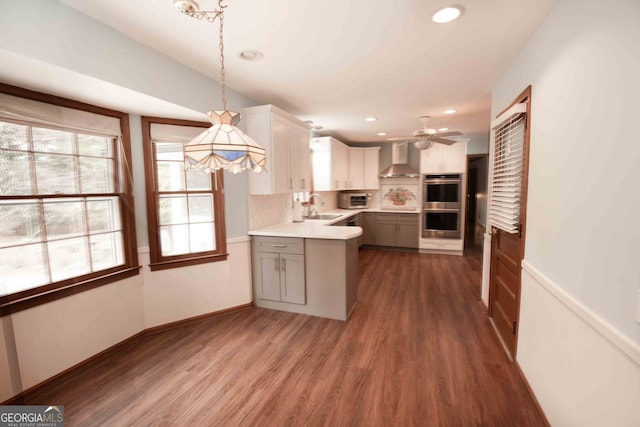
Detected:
left=0, top=84, right=139, bottom=315
left=142, top=117, right=227, bottom=270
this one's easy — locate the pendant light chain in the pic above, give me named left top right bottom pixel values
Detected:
left=178, top=0, right=267, bottom=174
left=218, top=0, right=227, bottom=111
left=178, top=0, right=228, bottom=111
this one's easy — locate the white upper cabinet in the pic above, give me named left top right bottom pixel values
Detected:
left=246, top=105, right=311, bottom=194
left=333, top=140, right=349, bottom=190
left=311, top=136, right=349, bottom=191
left=348, top=148, right=365, bottom=189
left=313, top=139, right=381, bottom=191
left=348, top=147, right=381, bottom=190
left=288, top=124, right=311, bottom=192
left=363, top=147, right=381, bottom=189
left=420, top=141, right=468, bottom=174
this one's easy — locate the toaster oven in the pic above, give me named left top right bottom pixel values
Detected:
left=338, top=192, right=369, bottom=209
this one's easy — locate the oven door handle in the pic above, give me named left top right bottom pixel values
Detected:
left=425, top=179, right=461, bottom=184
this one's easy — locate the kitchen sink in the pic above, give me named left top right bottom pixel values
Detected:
left=303, top=214, right=341, bottom=220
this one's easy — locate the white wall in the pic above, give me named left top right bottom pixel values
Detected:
left=0, top=0, right=259, bottom=402
left=11, top=275, right=145, bottom=390
left=487, top=0, right=640, bottom=424
left=141, top=238, right=253, bottom=328
left=466, top=133, right=489, bottom=155
left=519, top=262, right=640, bottom=427
left=0, top=237, right=254, bottom=402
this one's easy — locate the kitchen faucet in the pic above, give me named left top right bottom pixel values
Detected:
left=308, top=193, right=324, bottom=217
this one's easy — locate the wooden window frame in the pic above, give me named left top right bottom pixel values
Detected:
left=0, top=83, right=140, bottom=316
left=141, top=116, right=228, bottom=271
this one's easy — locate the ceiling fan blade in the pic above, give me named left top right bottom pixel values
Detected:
left=386, top=136, right=419, bottom=142
left=413, top=129, right=437, bottom=137
left=431, top=137, right=457, bottom=145
left=434, top=131, right=463, bottom=137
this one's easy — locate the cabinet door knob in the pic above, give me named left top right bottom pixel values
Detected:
left=274, top=257, right=280, bottom=271
left=281, top=258, right=286, bottom=272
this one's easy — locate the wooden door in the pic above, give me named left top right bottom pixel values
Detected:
left=489, top=228, right=522, bottom=355
left=488, top=86, right=531, bottom=359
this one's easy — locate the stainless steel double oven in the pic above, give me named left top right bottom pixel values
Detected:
left=422, top=174, right=462, bottom=238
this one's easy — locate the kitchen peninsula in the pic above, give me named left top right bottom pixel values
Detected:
left=248, top=218, right=361, bottom=321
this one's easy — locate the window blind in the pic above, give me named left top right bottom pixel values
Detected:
left=150, top=122, right=205, bottom=141
left=489, top=103, right=527, bottom=234
left=0, top=93, right=122, bottom=136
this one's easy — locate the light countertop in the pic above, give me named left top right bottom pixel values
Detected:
left=248, top=208, right=420, bottom=240
left=248, top=221, right=361, bottom=240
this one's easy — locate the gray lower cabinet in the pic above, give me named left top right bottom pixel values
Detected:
left=252, top=236, right=305, bottom=305
left=362, top=212, right=377, bottom=245
left=376, top=215, right=397, bottom=246
left=370, top=212, right=419, bottom=248
left=397, top=215, right=419, bottom=248
left=251, top=235, right=358, bottom=321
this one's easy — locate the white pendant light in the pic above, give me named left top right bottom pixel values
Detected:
left=176, top=0, right=266, bottom=174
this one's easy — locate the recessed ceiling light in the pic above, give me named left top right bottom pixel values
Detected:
left=443, top=109, right=457, bottom=114
left=438, top=127, right=449, bottom=132
left=432, top=6, right=464, bottom=24
left=377, top=132, right=387, bottom=136
left=365, top=117, right=378, bottom=122
left=239, top=50, right=263, bottom=61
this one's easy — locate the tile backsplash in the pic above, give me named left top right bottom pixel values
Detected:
left=248, top=188, right=389, bottom=230
left=249, top=191, right=341, bottom=229
left=248, top=193, right=293, bottom=229
left=378, top=177, right=420, bottom=210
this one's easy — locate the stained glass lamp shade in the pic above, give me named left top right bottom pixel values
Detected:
left=184, top=110, right=266, bottom=174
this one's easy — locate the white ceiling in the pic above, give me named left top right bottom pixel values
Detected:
left=53, top=0, right=554, bottom=143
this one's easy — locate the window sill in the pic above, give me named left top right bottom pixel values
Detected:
left=0, top=266, right=142, bottom=316
left=149, top=252, right=229, bottom=271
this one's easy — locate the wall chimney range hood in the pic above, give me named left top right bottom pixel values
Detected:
left=378, top=143, right=420, bottom=178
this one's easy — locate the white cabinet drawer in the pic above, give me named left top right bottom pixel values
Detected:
left=420, top=238, right=463, bottom=251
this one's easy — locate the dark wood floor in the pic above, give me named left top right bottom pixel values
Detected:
left=25, top=231, right=547, bottom=426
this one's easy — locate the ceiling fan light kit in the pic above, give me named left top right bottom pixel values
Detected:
left=414, top=139, right=434, bottom=150
left=387, top=115, right=463, bottom=149
left=176, top=0, right=267, bottom=174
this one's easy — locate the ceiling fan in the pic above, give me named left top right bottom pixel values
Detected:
left=388, top=116, right=463, bottom=150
